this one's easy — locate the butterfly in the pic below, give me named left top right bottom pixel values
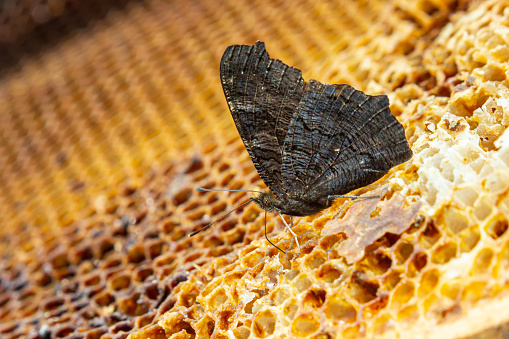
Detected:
left=190, top=41, right=412, bottom=255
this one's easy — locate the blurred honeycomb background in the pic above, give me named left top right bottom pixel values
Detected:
left=2, top=0, right=509, bottom=338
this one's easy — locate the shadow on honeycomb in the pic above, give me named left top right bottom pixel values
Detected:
left=1, top=0, right=509, bottom=338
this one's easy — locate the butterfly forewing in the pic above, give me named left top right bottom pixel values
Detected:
left=220, top=41, right=305, bottom=199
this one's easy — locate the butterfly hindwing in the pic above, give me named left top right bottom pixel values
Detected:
left=220, top=41, right=305, bottom=198
left=282, top=81, right=412, bottom=204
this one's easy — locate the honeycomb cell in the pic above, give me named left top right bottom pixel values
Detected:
left=484, top=215, right=509, bottom=239
left=341, top=325, right=362, bottom=339
left=473, top=196, right=494, bottom=222
left=440, top=279, right=462, bottom=300
left=316, top=262, right=343, bottom=283
left=108, top=273, right=132, bottom=291
left=348, top=272, right=379, bottom=304
left=232, top=325, right=251, bottom=339
left=459, top=225, right=481, bottom=253
left=408, top=252, right=428, bottom=277
left=372, top=314, right=395, bottom=335
left=453, top=187, right=479, bottom=206
left=383, top=269, right=403, bottom=291
left=253, top=309, right=276, bottom=338
left=391, top=281, right=415, bottom=308
left=291, top=313, right=320, bottom=337
left=209, top=287, right=228, bottom=309
left=324, top=297, right=357, bottom=322
left=443, top=206, right=469, bottom=234
left=293, top=276, right=313, bottom=293
left=126, top=244, right=146, bottom=263
left=471, top=248, right=494, bottom=275
left=395, top=241, right=414, bottom=265
left=302, top=288, right=326, bottom=310
left=319, top=234, right=344, bottom=251
left=418, top=269, right=440, bottom=297
left=271, top=288, right=290, bottom=306
left=94, top=290, right=115, bottom=306
left=361, top=246, right=392, bottom=274
left=397, top=304, right=420, bottom=324
left=306, top=252, right=327, bottom=269
left=461, top=281, right=489, bottom=303
left=419, top=221, right=441, bottom=249
left=283, top=299, right=299, bottom=320
left=431, top=242, right=457, bottom=264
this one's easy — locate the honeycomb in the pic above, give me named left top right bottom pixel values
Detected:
left=1, top=0, right=509, bottom=338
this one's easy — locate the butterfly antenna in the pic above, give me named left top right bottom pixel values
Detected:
left=264, top=210, right=286, bottom=255
left=189, top=198, right=253, bottom=237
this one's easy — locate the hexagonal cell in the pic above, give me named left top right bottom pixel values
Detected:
left=251, top=310, right=277, bottom=338
left=461, top=281, right=489, bottom=303
left=126, top=244, right=146, bottom=263
left=232, top=325, right=251, bottom=339
left=471, top=248, right=494, bottom=275
left=397, top=304, right=419, bottom=325
left=270, top=288, right=290, bottom=306
left=108, top=273, right=131, bottom=291
left=453, top=187, right=479, bottom=206
left=443, top=206, right=469, bottom=234
left=305, top=252, right=327, bottom=269
left=394, top=241, right=414, bottom=265
left=319, top=234, right=344, bottom=251
left=302, top=288, right=326, bottom=310
left=283, top=299, right=299, bottom=320
left=484, top=215, right=508, bottom=239
left=360, top=246, right=392, bottom=275
left=391, top=281, right=415, bottom=309
left=440, top=279, right=462, bottom=300
left=422, top=293, right=441, bottom=320
left=431, top=242, right=457, bottom=264
left=419, top=220, right=441, bottom=249
left=291, top=313, right=320, bottom=337
left=408, top=252, right=428, bottom=277
left=347, top=272, right=379, bottom=304
left=94, top=290, right=116, bottom=307
left=473, top=196, right=494, bottom=222
left=485, top=170, right=509, bottom=195
left=418, top=268, right=440, bottom=298
left=383, top=269, right=402, bottom=291
left=324, top=296, right=356, bottom=323
left=209, top=287, right=228, bottom=309
left=459, top=225, right=481, bottom=253
left=316, top=262, right=343, bottom=283
left=293, top=276, right=313, bottom=293
left=372, top=314, right=395, bottom=335
left=363, top=294, right=389, bottom=317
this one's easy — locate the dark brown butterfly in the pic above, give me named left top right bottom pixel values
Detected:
left=190, top=41, right=412, bottom=255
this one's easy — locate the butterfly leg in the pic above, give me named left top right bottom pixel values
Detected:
left=279, top=212, right=300, bottom=258
left=264, top=210, right=286, bottom=254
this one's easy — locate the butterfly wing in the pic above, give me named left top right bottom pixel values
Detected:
left=220, top=41, right=305, bottom=198
left=281, top=81, right=412, bottom=204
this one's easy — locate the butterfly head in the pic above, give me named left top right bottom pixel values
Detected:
left=252, top=191, right=280, bottom=213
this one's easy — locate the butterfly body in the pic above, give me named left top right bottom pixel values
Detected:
left=252, top=192, right=327, bottom=217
